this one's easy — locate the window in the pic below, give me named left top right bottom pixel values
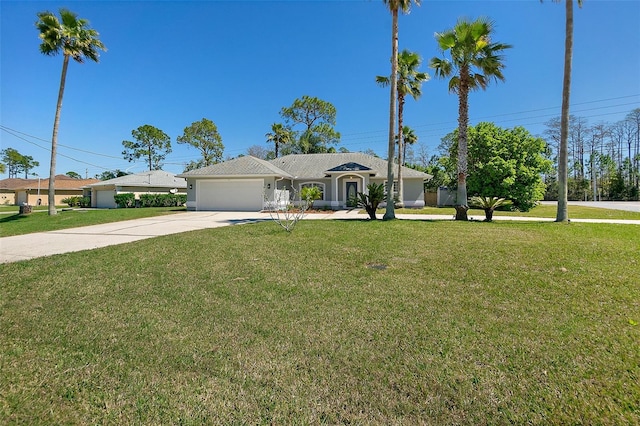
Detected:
left=383, top=181, right=398, bottom=195
left=300, top=182, right=325, bottom=200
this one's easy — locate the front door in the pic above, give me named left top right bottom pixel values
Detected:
left=346, top=181, right=358, bottom=207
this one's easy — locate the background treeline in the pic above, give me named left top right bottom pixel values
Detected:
left=542, top=108, right=639, bottom=201
left=410, top=108, right=639, bottom=204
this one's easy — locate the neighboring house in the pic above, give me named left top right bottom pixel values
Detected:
left=1, top=178, right=34, bottom=205
left=178, top=153, right=431, bottom=211
left=84, top=170, right=187, bottom=208
left=2, top=175, right=100, bottom=206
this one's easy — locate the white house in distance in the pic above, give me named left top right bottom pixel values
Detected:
left=84, top=170, right=187, bottom=208
left=178, top=153, right=431, bottom=211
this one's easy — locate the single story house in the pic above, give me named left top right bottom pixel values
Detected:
left=1, top=178, right=33, bottom=205
left=178, top=153, right=431, bottom=211
left=3, top=175, right=100, bottom=206
left=84, top=170, right=187, bottom=208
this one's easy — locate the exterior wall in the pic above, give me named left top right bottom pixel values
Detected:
left=371, top=178, right=425, bottom=208
left=16, top=189, right=82, bottom=206
left=91, top=185, right=187, bottom=208
left=403, top=179, right=426, bottom=208
left=1, top=190, right=16, bottom=205
left=185, top=179, right=197, bottom=210
left=295, top=178, right=332, bottom=208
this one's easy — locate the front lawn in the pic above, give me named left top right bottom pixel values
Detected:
left=0, top=207, right=186, bottom=237
left=395, top=204, right=640, bottom=220
left=1, top=220, right=638, bottom=424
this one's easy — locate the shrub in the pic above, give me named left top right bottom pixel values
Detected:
left=61, top=196, right=88, bottom=207
left=114, top=193, right=135, bottom=208
left=350, top=183, right=385, bottom=220
left=61, top=197, right=77, bottom=207
left=300, top=186, right=322, bottom=209
left=139, top=193, right=186, bottom=207
left=469, top=196, right=508, bottom=222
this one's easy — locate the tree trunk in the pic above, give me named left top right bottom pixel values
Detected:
left=556, top=0, right=573, bottom=222
left=48, top=54, right=70, bottom=216
left=455, top=66, right=470, bottom=221
left=396, top=94, right=405, bottom=208
left=591, top=152, right=597, bottom=201
left=383, top=8, right=399, bottom=221
left=484, top=208, right=494, bottom=222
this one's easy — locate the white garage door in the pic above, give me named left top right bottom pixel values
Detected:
left=197, top=179, right=263, bottom=211
left=96, top=190, right=116, bottom=209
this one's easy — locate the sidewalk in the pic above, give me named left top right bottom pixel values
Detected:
left=1, top=210, right=638, bottom=264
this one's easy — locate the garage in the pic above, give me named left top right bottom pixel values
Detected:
left=196, top=179, right=264, bottom=211
left=95, top=189, right=116, bottom=209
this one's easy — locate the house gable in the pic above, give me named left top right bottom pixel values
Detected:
left=326, top=162, right=372, bottom=173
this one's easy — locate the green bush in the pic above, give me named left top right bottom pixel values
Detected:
left=139, top=193, right=185, bottom=207
left=61, top=196, right=90, bottom=207
left=61, top=197, right=77, bottom=207
left=300, top=186, right=322, bottom=209
left=114, top=193, right=135, bottom=208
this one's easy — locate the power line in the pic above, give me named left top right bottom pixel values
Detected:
left=0, top=126, right=123, bottom=171
left=2, top=94, right=638, bottom=166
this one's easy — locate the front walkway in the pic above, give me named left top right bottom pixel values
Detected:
left=1, top=210, right=638, bottom=264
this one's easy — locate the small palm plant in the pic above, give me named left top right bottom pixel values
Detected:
left=469, top=196, right=507, bottom=222
left=301, top=186, right=322, bottom=210
left=350, top=183, right=386, bottom=220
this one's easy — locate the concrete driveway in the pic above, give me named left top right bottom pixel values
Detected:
left=0, top=210, right=355, bottom=264
left=0, top=211, right=277, bottom=264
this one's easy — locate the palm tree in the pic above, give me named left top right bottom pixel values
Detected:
left=401, top=125, right=418, bottom=164
left=36, top=9, right=106, bottom=215
left=555, top=0, right=583, bottom=222
left=377, top=50, right=429, bottom=206
left=265, top=123, right=292, bottom=158
left=430, top=17, right=511, bottom=220
left=381, top=0, right=420, bottom=220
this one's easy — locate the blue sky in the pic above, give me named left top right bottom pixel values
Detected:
left=1, top=0, right=639, bottom=178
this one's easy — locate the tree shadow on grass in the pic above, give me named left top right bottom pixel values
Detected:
left=0, top=214, right=29, bottom=225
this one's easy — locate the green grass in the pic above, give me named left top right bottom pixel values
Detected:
left=1, top=220, right=638, bottom=424
left=0, top=207, right=186, bottom=237
left=394, top=204, right=640, bottom=220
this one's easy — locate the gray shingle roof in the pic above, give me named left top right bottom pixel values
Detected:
left=86, top=170, right=186, bottom=188
left=269, top=153, right=431, bottom=179
left=178, top=156, right=293, bottom=178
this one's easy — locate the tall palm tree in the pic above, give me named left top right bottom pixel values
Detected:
left=377, top=49, right=429, bottom=206
left=36, top=9, right=105, bottom=215
left=381, top=0, right=420, bottom=220
left=265, top=123, right=292, bottom=158
left=430, top=17, right=511, bottom=220
left=401, top=125, right=418, bottom=164
left=555, top=0, right=583, bottom=222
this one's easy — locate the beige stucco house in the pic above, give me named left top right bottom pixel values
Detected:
left=178, top=153, right=431, bottom=211
left=83, top=170, right=187, bottom=208
left=1, top=175, right=99, bottom=206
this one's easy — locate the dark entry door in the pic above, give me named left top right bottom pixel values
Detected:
left=346, top=181, right=358, bottom=207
